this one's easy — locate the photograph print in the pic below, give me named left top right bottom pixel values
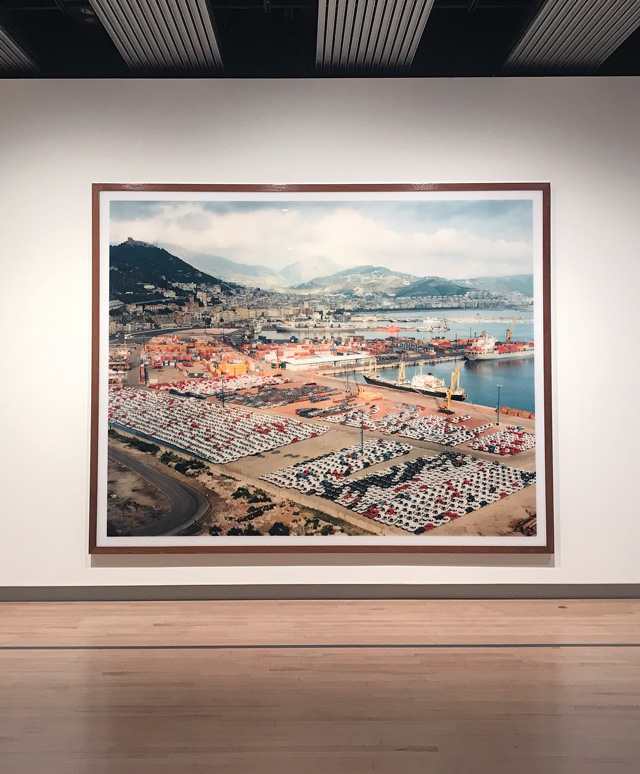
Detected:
left=91, top=183, right=552, bottom=553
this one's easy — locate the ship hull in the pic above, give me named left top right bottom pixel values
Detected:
left=465, top=349, right=534, bottom=361
left=362, top=374, right=467, bottom=401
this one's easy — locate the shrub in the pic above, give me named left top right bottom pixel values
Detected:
left=248, top=489, right=271, bottom=504
left=175, top=459, right=205, bottom=476
left=160, top=451, right=181, bottom=465
left=268, top=522, right=290, bottom=536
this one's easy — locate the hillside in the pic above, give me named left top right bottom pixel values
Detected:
left=393, top=275, right=468, bottom=298
left=164, top=247, right=282, bottom=288
left=109, top=239, right=237, bottom=301
left=457, top=274, right=534, bottom=298
left=293, top=265, right=418, bottom=295
left=279, top=257, right=342, bottom=286
left=162, top=248, right=341, bottom=289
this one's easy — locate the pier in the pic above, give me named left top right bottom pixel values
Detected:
left=327, top=355, right=462, bottom=376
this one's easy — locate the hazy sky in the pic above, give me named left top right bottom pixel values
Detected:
left=110, top=199, right=533, bottom=278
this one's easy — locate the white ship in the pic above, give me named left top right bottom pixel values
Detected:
left=464, top=310, right=534, bottom=361
left=363, top=360, right=467, bottom=400
left=464, top=330, right=534, bottom=361
left=410, top=368, right=467, bottom=399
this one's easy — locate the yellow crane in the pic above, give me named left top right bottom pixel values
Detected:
left=439, top=363, right=461, bottom=415
left=396, top=358, right=407, bottom=384
left=505, top=306, right=520, bottom=344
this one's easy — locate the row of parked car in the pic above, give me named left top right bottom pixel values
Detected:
left=320, top=451, right=537, bottom=533
left=321, top=404, right=493, bottom=448
left=470, top=426, right=536, bottom=455
left=261, top=440, right=412, bottom=495
left=400, top=416, right=494, bottom=447
left=229, top=383, right=338, bottom=409
left=150, top=374, right=284, bottom=398
left=108, top=387, right=328, bottom=464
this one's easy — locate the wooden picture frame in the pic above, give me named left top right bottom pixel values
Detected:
left=90, top=183, right=552, bottom=554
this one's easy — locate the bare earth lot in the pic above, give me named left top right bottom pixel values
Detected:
left=107, top=458, right=171, bottom=535
left=107, top=436, right=362, bottom=537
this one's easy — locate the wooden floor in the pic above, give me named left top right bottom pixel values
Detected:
left=1, top=600, right=640, bottom=773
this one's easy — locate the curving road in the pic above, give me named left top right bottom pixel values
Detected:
left=109, top=446, right=210, bottom=536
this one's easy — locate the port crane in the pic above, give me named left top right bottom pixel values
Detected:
left=343, top=368, right=358, bottom=402
left=505, top=307, right=521, bottom=344
left=396, top=357, right=407, bottom=384
left=439, top=363, right=461, bottom=415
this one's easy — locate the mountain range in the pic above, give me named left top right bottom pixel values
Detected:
left=394, top=276, right=468, bottom=298
left=110, top=239, right=534, bottom=302
left=109, top=239, right=236, bottom=302
left=455, top=274, right=534, bottom=297
left=293, top=265, right=418, bottom=295
left=294, top=267, right=533, bottom=298
left=164, top=245, right=341, bottom=289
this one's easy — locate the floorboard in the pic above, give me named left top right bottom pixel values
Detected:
left=1, top=600, right=639, bottom=773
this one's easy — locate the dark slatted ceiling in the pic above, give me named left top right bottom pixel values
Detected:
left=0, top=0, right=638, bottom=77
left=505, top=0, right=640, bottom=73
left=317, top=0, right=435, bottom=72
left=88, top=0, right=223, bottom=72
left=0, top=20, right=37, bottom=71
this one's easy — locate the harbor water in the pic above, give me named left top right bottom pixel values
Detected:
left=264, top=308, right=536, bottom=413
left=351, top=358, right=536, bottom=414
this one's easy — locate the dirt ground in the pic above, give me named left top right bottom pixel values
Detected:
left=107, top=458, right=171, bottom=535
left=426, top=485, right=537, bottom=537
left=187, top=472, right=357, bottom=537
left=107, top=435, right=362, bottom=537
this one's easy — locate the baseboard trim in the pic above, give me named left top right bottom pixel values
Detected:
left=1, top=584, right=639, bottom=602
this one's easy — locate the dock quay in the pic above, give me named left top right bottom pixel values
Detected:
left=328, top=355, right=461, bottom=376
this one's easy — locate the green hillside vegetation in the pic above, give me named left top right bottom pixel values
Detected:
left=395, top=276, right=468, bottom=297
left=109, top=238, right=238, bottom=301
left=294, top=265, right=418, bottom=294
left=459, top=274, right=534, bottom=297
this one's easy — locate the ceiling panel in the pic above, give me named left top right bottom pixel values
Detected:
left=505, top=0, right=640, bottom=72
left=88, top=0, right=223, bottom=72
left=317, top=0, right=436, bottom=72
left=0, top=0, right=637, bottom=77
left=0, top=21, right=37, bottom=72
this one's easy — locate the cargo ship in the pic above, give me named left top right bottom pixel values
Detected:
left=464, top=331, right=534, bottom=361
left=362, top=361, right=467, bottom=401
left=464, top=311, right=534, bottom=361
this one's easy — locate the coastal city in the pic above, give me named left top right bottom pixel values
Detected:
left=106, top=199, right=537, bottom=541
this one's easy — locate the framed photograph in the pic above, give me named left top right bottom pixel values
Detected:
left=90, top=183, right=552, bottom=554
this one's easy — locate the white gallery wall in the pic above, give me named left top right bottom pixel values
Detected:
left=1, top=77, right=639, bottom=589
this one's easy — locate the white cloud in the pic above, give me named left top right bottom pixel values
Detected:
left=110, top=203, right=532, bottom=278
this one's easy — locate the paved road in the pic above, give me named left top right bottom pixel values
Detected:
left=108, top=446, right=210, bottom=537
